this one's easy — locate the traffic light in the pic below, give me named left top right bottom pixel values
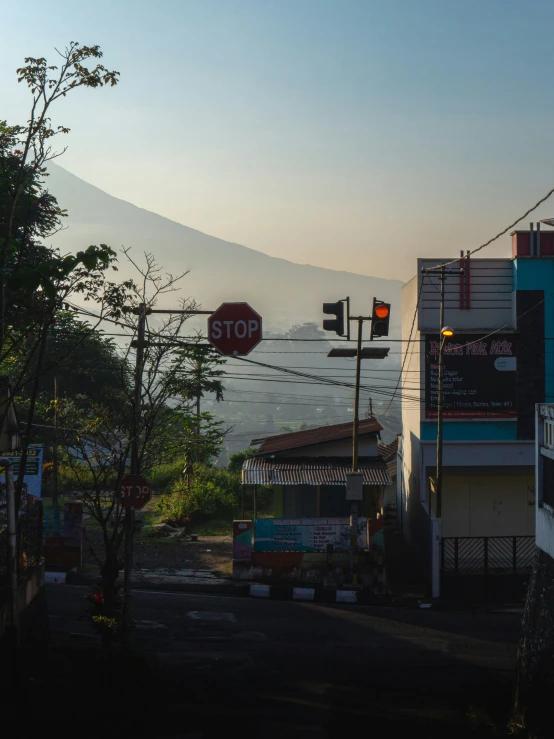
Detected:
left=323, top=300, right=345, bottom=336
left=371, top=298, right=391, bottom=339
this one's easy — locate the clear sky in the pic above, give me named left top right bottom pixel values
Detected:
left=3, top=0, right=554, bottom=281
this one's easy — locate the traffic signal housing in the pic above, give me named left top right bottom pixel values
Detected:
left=371, top=298, right=391, bottom=339
left=323, top=300, right=345, bottom=337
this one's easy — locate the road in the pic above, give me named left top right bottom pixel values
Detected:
left=46, top=584, right=521, bottom=737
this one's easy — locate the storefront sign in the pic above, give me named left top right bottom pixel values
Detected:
left=254, top=517, right=368, bottom=552
left=425, top=334, right=517, bottom=419
left=0, top=446, right=44, bottom=496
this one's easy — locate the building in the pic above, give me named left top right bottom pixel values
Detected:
left=535, top=403, right=554, bottom=557
left=398, top=228, right=553, bottom=599
left=236, top=419, right=392, bottom=585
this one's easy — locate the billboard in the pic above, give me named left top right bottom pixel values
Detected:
left=425, top=334, right=517, bottom=419
left=254, top=517, right=369, bottom=552
left=0, top=446, right=44, bottom=497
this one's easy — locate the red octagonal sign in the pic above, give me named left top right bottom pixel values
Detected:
left=120, top=473, right=152, bottom=511
left=208, top=302, right=263, bottom=356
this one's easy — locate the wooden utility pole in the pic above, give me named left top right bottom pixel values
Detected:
left=436, top=267, right=446, bottom=518
left=123, top=303, right=147, bottom=624
left=52, top=376, right=59, bottom=535
left=352, top=317, right=363, bottom=475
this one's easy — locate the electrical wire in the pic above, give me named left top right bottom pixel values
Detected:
left=424, top=186, right=554, bottom=272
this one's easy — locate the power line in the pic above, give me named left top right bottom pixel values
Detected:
left=425, top=187, right=554, bottom=272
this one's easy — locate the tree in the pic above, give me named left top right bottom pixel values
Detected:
left=0, top=44, right=124, bottom=505
left=55, top=251, right=209, bottom=637
left=0, top=42, right=119, bottom=348
left=169, top=345, right=226, bottom=463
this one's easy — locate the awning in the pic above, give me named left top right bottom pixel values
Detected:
left=242, top=456, right=392, bottom=486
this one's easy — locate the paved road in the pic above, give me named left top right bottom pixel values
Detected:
left=46, top=585, right=521, bottom=736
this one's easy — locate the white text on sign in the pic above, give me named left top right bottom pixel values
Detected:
left=121, top=485, right=150, bottom=499
left=210, top=320, right=259, bottom=339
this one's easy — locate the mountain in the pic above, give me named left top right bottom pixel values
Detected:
left=46, top=164, right=403, bottom=331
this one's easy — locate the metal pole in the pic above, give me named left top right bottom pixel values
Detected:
left=1, top=457, right=18, bottom=633
left=352, top=317, right=363, bottom=473
left=436, top=268, right=445, bottom=519
left=53, top=376, right=59, bottom=535
left=124, top=303, right=147, bottom=622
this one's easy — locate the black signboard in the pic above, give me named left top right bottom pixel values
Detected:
left=425, top=334, right=517, bottom=419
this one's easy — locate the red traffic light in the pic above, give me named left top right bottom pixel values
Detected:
left=374, top=304, right=390, bottom=319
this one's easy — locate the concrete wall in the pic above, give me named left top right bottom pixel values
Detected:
left=514, top=259, right=554, bottom=403
left=0, top=565, right=48, bottom=647
left=400, top=276, right=424, bottom=543
left=417, top=257, right=514, bottom=332
left=535, top=404, right=554, bottom=558
left=441, top=473, right=535, bottom=537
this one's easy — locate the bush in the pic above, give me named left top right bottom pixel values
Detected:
left=156, top=464, right=241, bottom=526
left=147, top=458, right=186, bottom=493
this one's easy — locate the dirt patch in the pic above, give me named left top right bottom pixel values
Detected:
left=82, top=524, right=232, bottom=579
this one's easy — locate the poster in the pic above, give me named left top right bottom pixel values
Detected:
left=254, top=517, right=368, bottom=552
left=425, top=334, right=517, bottom=419
left=0, top=446, right=44, bottom=497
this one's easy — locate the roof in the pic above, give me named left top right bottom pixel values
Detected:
left=378, top=438, right=398, bottom=479
left=242, top=456, right=392, bottom=486
left=252, top=418, right=383, bottom=456
left=378, top=438, right=398, bottom=461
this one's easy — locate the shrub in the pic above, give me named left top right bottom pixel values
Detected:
left=156, top=464, right=241, bottom=526
left=147, top=458, right=186, bottom=493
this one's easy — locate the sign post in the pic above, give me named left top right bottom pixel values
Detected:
left=120, top=474, right=152, bottom=512
left=208, top=302, right=262, bottom=356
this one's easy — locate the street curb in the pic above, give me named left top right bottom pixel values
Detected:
left=248, top=583, right=382, bottom=605
left=63, top=571, right=384, bottom=605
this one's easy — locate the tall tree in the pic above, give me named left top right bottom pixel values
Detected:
left=169, top=346, right=226, bottom=462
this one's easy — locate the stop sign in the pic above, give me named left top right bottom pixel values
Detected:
left=208, top=302, right=262, bottom=356
left=120, top=474, right=152, bottom=511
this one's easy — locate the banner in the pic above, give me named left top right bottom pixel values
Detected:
left=254, top=517, right=368, bottom=552
left=425, top=334, right=517, bottom=419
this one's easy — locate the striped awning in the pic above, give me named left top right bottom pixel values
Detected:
left=242, top=456, right=392, bottom=486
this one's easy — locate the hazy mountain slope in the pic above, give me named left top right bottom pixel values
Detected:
left=47, top=164, right=403, bottom=330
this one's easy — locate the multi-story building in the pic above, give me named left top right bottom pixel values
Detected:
left=398, top=227, right=554, bottom=598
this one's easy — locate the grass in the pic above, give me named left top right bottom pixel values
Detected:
left=192, top=519, right=233, bottom=537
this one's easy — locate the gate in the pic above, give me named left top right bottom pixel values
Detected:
left=440, top=535, right=535, bottom=601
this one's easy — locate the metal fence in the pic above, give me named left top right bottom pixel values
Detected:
left=0, top=496, right=43, bottom=590
left=441, top=535, right=535, bottom=577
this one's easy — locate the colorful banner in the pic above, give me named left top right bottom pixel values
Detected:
left=254, top=517, right=368, bottom=553
left=0, top=446, right=44, bottom=497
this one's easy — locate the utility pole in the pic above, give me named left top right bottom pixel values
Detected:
left=122, top=305, right=215, bottom=626
left=0, top=457, right=18, bottom=635
left=352, top=317, right=363, bottom=474
left=436, top=267, right=446, bottom=518
left=52, top=376, right=59, bottom=535
left=196, top=356, right=201, bottom=464
left=421, top=265, right=459, bottom=519
left=326, top=298, right=391, bottom=585
left=123, top=302, right=147, bottom=625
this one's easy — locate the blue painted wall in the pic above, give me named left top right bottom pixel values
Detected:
left=420, top=420, right=517, bottom=442
left=513, top=258, right=554, bottom=402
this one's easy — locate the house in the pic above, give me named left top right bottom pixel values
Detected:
left=235, top=419, right=392, bottom=585
left=398, top=228, right=552, bottom=600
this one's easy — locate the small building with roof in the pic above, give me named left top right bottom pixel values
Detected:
left=235, top=419, right=392, bottom=586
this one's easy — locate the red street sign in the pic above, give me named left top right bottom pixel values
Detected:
left=120, top=474, right=152, bottom=511
left=208, top=302, right=262, bottom=356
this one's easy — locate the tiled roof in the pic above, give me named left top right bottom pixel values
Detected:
left=378, top=438, right=398, bottom=479
left=242, top=456, right=392, bottom=486
left=252, top=418, right=383, bottom=456
left=378, top=437, right=399, bottom=461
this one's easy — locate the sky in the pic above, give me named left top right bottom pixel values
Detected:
left=3, top=0, right=554, bottom=281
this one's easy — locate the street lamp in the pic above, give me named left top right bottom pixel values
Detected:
left=435, top=325, right=455, bottom=520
